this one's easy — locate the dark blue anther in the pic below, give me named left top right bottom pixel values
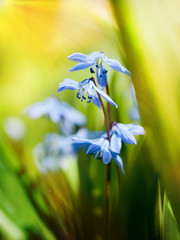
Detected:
left=76, top=93, right=81, bottom=99
left=82, top=96, right=86, bottom=100
left=90, top=68, right=95, bottom=73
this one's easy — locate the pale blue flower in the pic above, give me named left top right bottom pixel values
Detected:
left=33, top=128, right=104, bottom=173
left=33, top=133, right=76, bottom=173
left=110, top=122, right=145, bottom=153
left=68, top=51, right=130, bottom=89
left=72, top=136, right=124, bottom=173
left=23, top=97, right=86, bottom=135
left=68, top=52, right=130, bottom=75
left=57, top=78, right=118, bottom=108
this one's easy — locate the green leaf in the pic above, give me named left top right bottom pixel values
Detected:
left=163, top=194, right=180, bottom=240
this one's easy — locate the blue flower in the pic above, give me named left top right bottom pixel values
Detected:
left=33, top=129, right=104, bottom=173
left=23, top=97, right=86, bottom=135
left=72, top=136, right=124, bottom=173
left=110, top=122, right=145, bottom=153
left=57, top=78, right=118, bottom=108
left=33, top=133, right=77, bottom=173
left=68, top=51, right=131, bottom=89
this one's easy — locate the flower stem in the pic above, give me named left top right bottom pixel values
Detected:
left=90, top=78, right=110, bottom=140
left=105, top=83, right=112, bottom=240
left=106, top=84, right=112, bottom=126
left=91, top=77, right=111, bottom=239
left=97, top=93, right=111, bottom=239
left=97, top=94, right=110, bottom=140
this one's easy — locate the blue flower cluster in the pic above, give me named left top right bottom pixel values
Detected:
left=72, top=123, right=144, bottom=173
left=56, top=51, right=145, bottom=173
left=25, top=51, right=144, bottom=174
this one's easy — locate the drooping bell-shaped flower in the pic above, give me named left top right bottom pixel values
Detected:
left=57, top=78, right=118, bottom=108
left=72, top=136, right=124, bottom=173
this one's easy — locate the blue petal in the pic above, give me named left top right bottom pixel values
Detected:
left=67, top=53, right=87, bottom=62
left=87, top=52, right=103, bottom=61
left=74, top=129, right=106, bottom=140
left=57, top=79, right=79, bottom=92
left=86, top=144, right=101, bottom=155
left=110, top=133, right=122, bottom=153
left=111, top=152, right=124, bottom=173
left=102, top=150, right=112, bottom=164
left=105, top=58, right=131, bottom=76
left=96, top=65, right=107, bottom=89
left=125, top=124, right=145, bottom=135
left=92, top=95, right=101, bottom=108
left=71, top=137, right=102, bottom=148
left=49, top=111, right=60, bottom=124
left=24, top=102, right=47, bottom=119
left=93, top=85, right=118, bottom=108
left=69, top=62, right=94, bottom=71
left=117, top=126, right=137, bottom=145
left=71, top=137, right=93, bottom=146
left=24, top=97, right=61, bottom=121
left=61, top=120, right=75, bottom=135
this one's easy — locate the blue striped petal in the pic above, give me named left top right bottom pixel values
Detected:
left=105, top=58, right=131, bottom=76
left=96, top=65, right=107, bottom=89
left=57, top=79, right=79, bottom=92
left=117, top=125, right=137, bottom=145
left=86, top=144, right=101, bottom=155
left=110, top=132, right=122, bottom=153
left=87, top=51, right=103, bottom=61
left=93, top=84, right=118, bottom=108
left=92, top=95, right=101, bottom=108
left=111, top=152, right=124, bottom=173
left=69, top=62, right=94, bottom=71
left=125, top=124, right=145, bottom=135
left=67, top=53, right=87, bottom=62
left=102, top=150, right=112, bottom=164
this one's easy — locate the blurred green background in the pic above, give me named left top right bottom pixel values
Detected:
left=0, top=0, right=180, bottom=239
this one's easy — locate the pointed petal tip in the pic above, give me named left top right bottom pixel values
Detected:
left=126, top=70, right=131, bottom=76
left=57, top=87, right=61, bottom=93
left=104, top=162, right=109, bottom=165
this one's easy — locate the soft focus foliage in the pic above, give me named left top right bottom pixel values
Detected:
left=0, top=0, right=180, bottom=239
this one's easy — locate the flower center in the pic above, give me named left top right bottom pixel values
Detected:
left=76, top=86, right=92, bottom=103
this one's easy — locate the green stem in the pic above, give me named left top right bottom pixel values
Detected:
left=91, top=78, right=112, bottom=240
left=97, top=94, right=110, bottom=140
left=91, top=78, right=110, bottom=140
